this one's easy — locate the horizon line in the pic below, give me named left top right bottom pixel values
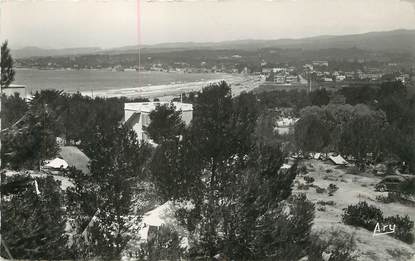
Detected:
left=10, top=27, right=415, bottom=51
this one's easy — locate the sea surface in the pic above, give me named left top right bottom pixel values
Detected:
left=14, top=69, right=231, bottom=95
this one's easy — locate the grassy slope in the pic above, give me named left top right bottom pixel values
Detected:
left=293, top=160, right=415, bottom=261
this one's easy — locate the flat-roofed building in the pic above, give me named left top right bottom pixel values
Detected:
left=312, top=61, right=329, bottom=67
left=124, top=102, right=193, bottom=143
left=286, top=75, right=299, bottom=84
left=273, top=75, right=286, bottom=84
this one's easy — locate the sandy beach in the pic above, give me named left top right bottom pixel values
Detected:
left=79, top=74, right=265, bottom=100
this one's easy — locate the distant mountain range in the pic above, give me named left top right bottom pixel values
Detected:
left=12, top=47, right=103, bottom=59
left=12, top=29, right=415, bottom=59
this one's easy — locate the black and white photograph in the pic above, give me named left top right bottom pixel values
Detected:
left=1, top=0, right=415, bottom=260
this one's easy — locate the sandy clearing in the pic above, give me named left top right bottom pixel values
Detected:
left=293, top=159, right=415, bottom=261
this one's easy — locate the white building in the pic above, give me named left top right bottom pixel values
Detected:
left=124, top=102, right=193, bottom=143
left=312, top=61, right=329, bottom=67
left=335, top=75, right=346, bottom=82
left=274, top=117, right=299, bottom=135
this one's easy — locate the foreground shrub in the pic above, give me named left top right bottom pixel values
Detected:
left=342, top=202, right=415, bottom=244
left=342, top=201, right=383, bottom=231
left=376, top=192, right=412, bottom=205
left=399, top=178, right=415, bottom=197
left=346, top=166, right=361, bottom=175
left=298, top=183, right=311, bottom=190
left=299, top=164, right=308, bottom=174
left=383, top=215, right=414, bottom=244
left=315, top=186, right=326, bottom=194
left=308, top=229, right=357, bottom=261
left=253, top=193, right=315, bottom=260
left=317, top=206, right=326, bottom=212
left=141, top=225, right=186, bottom=261
left=1, top=174, right=68, bottom=259
left=317, top=200, right=336, bottom=206
left=304, top=176, right=315, bottom=184
left=327, top=184, right=339, bottom=196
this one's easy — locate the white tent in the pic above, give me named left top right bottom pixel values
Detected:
left=137, top=201, right=190, bottom=248
left=313, top=153, right=321, bottom=160
left=44, top=158, right=69, bottom=169
left=280, top=163, right=292, bottom=170
left=329, top=155, right=348, bottom=165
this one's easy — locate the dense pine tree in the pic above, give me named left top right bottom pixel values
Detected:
left=67, top=126, right=151, bottom=259
left=146, top=103, right=185, bottom=144
left=1, top=174, right=68, bottom=259
left=1, top=41, right=15, bottom=88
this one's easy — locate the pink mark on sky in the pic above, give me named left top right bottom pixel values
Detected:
left=136, top=0, right=141, bottom=86
left=136, top=0, right=141, bottom=46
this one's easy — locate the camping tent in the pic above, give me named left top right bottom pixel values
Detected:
left=137, top=201, right=190, bottom=248
left=281, top=163, right=292, bottom=170
left=329, top=155, right=348, bottom=165
left=313, top=153, right=321, bottom=160
left=44, top=158, right=69, bottom=169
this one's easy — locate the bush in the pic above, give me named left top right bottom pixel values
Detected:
left=328, top=184, right=339, bottom=196
left=254, top=193, right=315, bottom=260
left=304, top=176, right=315, bottom=184
left=399, top=178, right=415, bottom=196
left=342, top=201, right=383, bottom=231
left=323, top=175, right=338, bottom=181
left=386, top=248, right=414, bottom=260
left=317, top=206, right=326, bottom=212
left=1, top=175, right=69, bottom=259
left=315, top=186, right=326, bottom=194
left=376, top=192, right=402, bottom=203
left=376, top=192, right=415, bottom=206
left=346, top=166, right=360, bottom=175
left=383, top=215, right=414, bottom=244
left=298, top=183, right=311, bottom=190
left=308, top=229, right=357, bottom=261
left=317, top=200, right=336, bottom=206
left=138, top=225, right=186, bottom=261
left=299, top=165, right=308, bottom=175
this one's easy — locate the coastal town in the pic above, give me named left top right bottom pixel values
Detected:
left=14, top=51, right=414, bottom=96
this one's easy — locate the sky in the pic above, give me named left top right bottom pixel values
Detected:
left=1, top=0, right=415, bottom=49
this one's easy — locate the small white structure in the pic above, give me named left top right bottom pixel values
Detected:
left=2, top=84, right=27, bottom=99
left=274, top=117, right=299, bottom=135
left=137, top=201, right=190, bottom=248
left=312, top=61, right=329, bottom=67
left=313, top=153, right=322, bottom=160
left=329, top=155, right=348, bottom=165
left=44, top=158, right=69, bottom=170
left=124, top=102, right=193, bottom=143
left=280, top=163, right=293, bottom=170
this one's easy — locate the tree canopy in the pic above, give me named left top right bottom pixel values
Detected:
left=1, top=174, right=68, bottom=259
left=146, top=103, right=185, bottom=144
left=1, top=41, right=15, bottom=88
left=67, top=126, right=151, bottom=259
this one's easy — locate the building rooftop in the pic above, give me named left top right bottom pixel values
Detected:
left=3, top=84, right=26, bottom=89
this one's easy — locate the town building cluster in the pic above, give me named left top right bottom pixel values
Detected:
left=262, top=60, right=412, bottom=86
